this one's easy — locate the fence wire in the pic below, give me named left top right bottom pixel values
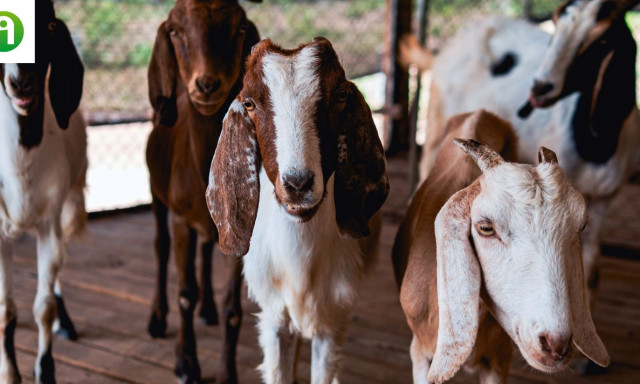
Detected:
left=52, top=0, right=591, bottom=211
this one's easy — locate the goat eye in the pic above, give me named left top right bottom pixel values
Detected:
left=239, top=25, right=248, bottom=35
left=243, top=98, right=256, bottom=111
left=336, top=89, right=349, bottom=102
left=48, top=22, right=56, bottom=32
left=579, top=221, right=587, bottom=232
left=169, top=28, right=177, bottom=36
left=477, top=223, right=495, bottom=237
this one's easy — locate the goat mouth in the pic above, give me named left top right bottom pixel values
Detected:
left=10, top=94, right=38, bottom=114
left=282, top=202, right=320, bottom=222
left=190, top=97, right=225, bottom=114
left=528, top=94, right=557, bottom=108
left=519, top=345, right=571, bottom=373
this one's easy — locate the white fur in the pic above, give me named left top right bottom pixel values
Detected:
left=0, top=77, right=86, bottom=383
left=262, top=47, right=324, bottom=205
left=245, top=168, right=368, bottom=384
left=468, top=163, right=583, bottom=367
left=425, top=9, right=640, bottom=286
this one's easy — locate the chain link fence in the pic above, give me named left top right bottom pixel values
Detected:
left=53, top=0, right=638, bottom=211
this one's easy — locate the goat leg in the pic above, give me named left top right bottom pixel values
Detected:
left=214, top=256, right=243, bottom=384
left=34, top=219, right=67, bottom=384
left=173, top=217, right=202, bottom=383
left=198, top=239, right=219, bottom=326
left=0, top=239, right=20, bottom=384
left=53, top=279, right=77, bottom=340
left=148, top=195, right=171, bottom=339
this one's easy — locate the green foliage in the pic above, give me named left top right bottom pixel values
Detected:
left=79, top=2, right=125, bottom=67
left=127, top=43, right=153, bottom=67
left=346, top=0, right=384, bottom=19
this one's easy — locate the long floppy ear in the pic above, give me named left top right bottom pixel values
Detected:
left=428, top=182, right=482, bottom=384
left=148, top=21, right=178, bottom=127
left=206, top=100, right=260, bottom=256
left=568, top=244, right=610, bottom=366
left=49, top=19, right=84, bottom=129
left=242, top=21, right=261, bottom=62
left=334, top=82, right=389, bottom=238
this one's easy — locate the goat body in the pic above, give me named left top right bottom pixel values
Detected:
left=146, top=1, right=261, bottom=382
left=413, top=1, right=640, bottom=305
left=0, top=1, right=86, bottom=382
left=207, top=38, right=389, bottom=383
left=393, top=110, right=609, bottom=384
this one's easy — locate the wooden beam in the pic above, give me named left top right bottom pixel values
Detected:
left=383, top=0, right=412, bottom=155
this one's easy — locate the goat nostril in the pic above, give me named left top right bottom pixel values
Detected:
left=283, top=171, right=314, bottom=193
left=196, top=77, right=221, bottom=96
left=539, top=333, right=571, bottom=361
left=531, top=80, right=554, bottom=97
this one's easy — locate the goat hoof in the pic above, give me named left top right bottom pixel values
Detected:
left=175, top=355, right=202, bottom=384
left=213, top=366, right=237, bottom=384
left=198, top=302, right=219, bottom=326
left=54, top=326, right=78, bottom=341
left=147, top=312, right=167, bottom=338
left=35, top=348, right=55, bottom=384
left=54, top=295, right=78, bottom=341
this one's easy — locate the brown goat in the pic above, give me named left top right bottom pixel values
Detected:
left=146, top=0, right=260, bottom=382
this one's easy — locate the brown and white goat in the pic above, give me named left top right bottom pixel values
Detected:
left=206, top=37, right=389, bottom=383
left=392, top=110, right=609, bottom=384
left=401, top=0, right=640, bottom=310
left=146, top=0, right=260, bottom=382
left=0, top=1, right=86, bottom=383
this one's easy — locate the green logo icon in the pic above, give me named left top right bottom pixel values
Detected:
left=0, top=11, right=24, bottom=52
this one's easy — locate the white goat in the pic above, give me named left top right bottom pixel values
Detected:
left=206, top=37, right=389, bottom=384
left=0, top=2, right=86, bottom=383
left=403, top=0, right=640, bottom=303
left=393, top=110, right=609, bottom=384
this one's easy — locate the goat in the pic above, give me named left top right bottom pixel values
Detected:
left=206, top=37, right=389, bottom=383
left=392, top=110, right=610, bottom=384
left=146, top=0, right=261, bottom=382
left=402, top=0, right=640, bottom=307
left=0, top=1, right=86, bottom=383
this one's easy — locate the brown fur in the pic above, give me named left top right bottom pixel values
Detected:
left=145, top=1, right=260, bottom=382
left=207, top=37, right=389, bottom=256
left=392, top=110, right=518, bottom=381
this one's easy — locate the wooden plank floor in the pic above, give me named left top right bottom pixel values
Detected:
left=10, top=155, right=640, bottom=383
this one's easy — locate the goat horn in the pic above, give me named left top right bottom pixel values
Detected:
left=538, top=147, right=558, bottom=164
left=453, top=138, right=504, bottom=172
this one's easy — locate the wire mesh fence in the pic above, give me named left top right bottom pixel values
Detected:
left=53, top=0, right=637, bottom=211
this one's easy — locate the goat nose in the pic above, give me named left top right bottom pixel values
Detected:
left=531, top=80, right=554, bottom=97
left=195, top=76, right=221, bottom=95
left=539, top=333, right=571, bottom=361
left=283, top=171, right=314, bottom=193
left=9, top=76, right=33, bottom=92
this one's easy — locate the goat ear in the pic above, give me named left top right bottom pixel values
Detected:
left=242, top=21, right=261, bottom=61
left=453, top=138, right=504, bottom=172
left=49, top=19, right=84, bottom=129
left=148, top=21, right=178, bottom=127
left=537, top=146, right=558, bottom=164
left=428, top=182, right=482, bottom=384
left=206, top=100, right=260, bottom=256
left=334, top=82, right=389, bottom=238
left=568, top=245, right=610, bottom=367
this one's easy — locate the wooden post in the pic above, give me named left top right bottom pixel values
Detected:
left=407, top=0, right=429, bottom=195
left=383, top=0, right=412, bottom=155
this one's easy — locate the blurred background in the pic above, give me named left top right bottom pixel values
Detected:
left=50, top=0, right=559, bottom=212
left=52, top=0, right=640, bottom=211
